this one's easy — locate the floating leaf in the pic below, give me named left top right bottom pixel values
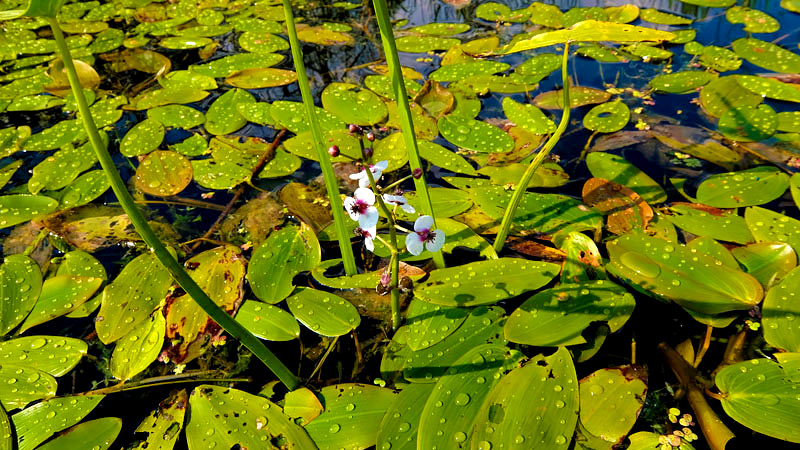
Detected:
left=0, top=336, right=86, bottom=376
left=133, top=150, right=193, bottom=197
left=696, top=166, right=788, bottom=208
left=586, top=152, right=667, bottom=204
left=0, top=195, right=59, bottom=229
left=60, top=170, right=110, bottom=208
left=129, top=87, right=209, bottom=110
left=622, top=43, right=673, bottom=61
left=478, top=162, right=568, bottom=189
left=247, top=225, right=321, bottom=304
left=502, top=97, right=555, bottom=134
left=505, top=280, right=635, bottom=346
left=36, top=417, right=120, bottom=450
left=96, top=252, right=172, bottom=344
left=404, top=299, right=470, bottom=351
left=110, top=312, right=165, bottom=381
left=120, top=119, right=164, bottom=157
left=271, top=100, right=345, bottom=135
left=726, top=6, right=780, bottom=33
left=19, top=275, right=102, bottom=333
left=284, top=387, right=323, bottom=425
left=470, top=347, right=579, bottom=449
left=583, top=100, right=630, bottom=133
left=186, top=385, right=315, bottom=450
left=147, top=105, right=205, bottom=129
left=732, top=38, right=800, bottom=74
left=718, top=104, right=777, bottom=142
left=606, top=233, right=763, bottom=315
left=663, top=203, right=753, bottom=244
left=579, top=366, right=647, bottom=447
left=535, top=86, right=611, bottom=110
left=225, top=68, right=297, bottom=89
left=0, top=255, right=42, bottom=335
left=716, top=358, right=800, bottom=443
left=0, top=364, right=56, bottom=410
left=132, top=390, right=187, bottom=450
left=204, top=88, right=254, bottom=135
left=285, top=287, right=359, bottom=337
left=235, top=300, right=299, bottom=341
left=305, top=384, right=396, bottom=450
left=418, top=140, right=477, bottom=175
left=395, top=36, right=460, bottom=53
left=746, top=206, right=800, bottom=255
left=418, top=345, right=523, bottom=450
left=429, top=61, right=509, bottom=82
left=296, top=24, right=353, bottom=45
left=438, top=115, right=513, bottom=152
left=22, top=119, right=84, bottom=152
left=476, top=2, right=530, bottom=22
left=159, top=36, right=212, bottom=49
left=376, top=383, right=433, bottom=450
left=321, top=83, right=387, bottom=126
left=405, top=23, right=470, bottom=36
left=735, top=75, right=800, bottom=103
left=190, top=53, right=284, bottom=78
left=732, top=242, right=796, bottom=288
left=238, top=32, right=289, bottom=54
left=498, top=20, right=676, bottom=54
left=650, top=71, right=717, bottom=94
left=414, top=258, right=559, bottom=307
left=582, top=178, right=653, bottom=235
left=11, top=395, right=104, bottom=450
left=700, top=76, right=762, bottom=118
left=238, top=102, right=275, bottom=126
left=640, top=9, right=692, bottom=25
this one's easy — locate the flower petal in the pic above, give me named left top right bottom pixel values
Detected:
left=349, top=171, right=366, bottom=180
left=364, top=236, right=375, bottom=252
left=363, top=226, right=376, bottom=252
left=401, top=203, right=416, bottom=214
left=414, top=215, right=434, bottom=232
left=358, top=206, right=379, bottom=228
left=355, top=187, right=375, bottom=205
left=425, top=229, right=446, bottom=253
left=343, top=197, right=359, bottom=221
left=374, top=160, right=389, bottom=171
left=358, top=177, right=371, bottom=188
left=405, top=233, right=424, bottom=256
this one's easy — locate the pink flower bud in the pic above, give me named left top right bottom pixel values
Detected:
left=412, top=168, right=423, bottom=179
left=328, top=145, right=340, bottom=157
left=366, top=131, right=375, bottom=142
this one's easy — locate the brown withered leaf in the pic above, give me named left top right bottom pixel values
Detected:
left=590, top=130, right=651, bottom=152
left=279, top=182, right=333, bottom=233
left=507, top=237, right=566, bottom=262
left=486, top=125, right=546, bottom=165
left=219, top=192, right=285, bottom=246
left=102, top=48, right=172, bottom=74
left=582, top=178, right=653, bottom=235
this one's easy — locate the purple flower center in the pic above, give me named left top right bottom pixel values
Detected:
left=350, top=199, right=369, bottom=215
left=417, top=228, right=436, bottom=244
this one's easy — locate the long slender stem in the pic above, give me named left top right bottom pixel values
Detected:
left=364, top=164, right=402, bottom=329
left=493, top=43, right=572, bottom=253
left=48, top=18, right=300, bottom=391
left=281, top=0, right=357, bottom=276
left=371, top=0, right=445, bottom=269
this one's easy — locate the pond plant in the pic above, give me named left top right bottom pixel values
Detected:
left=0, top=0, right=798, bottom=448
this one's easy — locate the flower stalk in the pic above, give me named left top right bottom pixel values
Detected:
left=47, top=17, right=300, bottom=391
left=281, top=0, right=358, bottom=276
left=493, top=42, right=572, bottom=253
left=370, top=0, right=445, bottom=269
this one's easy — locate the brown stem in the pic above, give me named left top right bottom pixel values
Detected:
left=694, top=325, right=713, bottom=368
left=189, top=129, right=285, bottom=252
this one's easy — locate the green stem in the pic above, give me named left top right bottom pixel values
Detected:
left=364, top=162, right=401, bottom=329
left=47, top=18, right=300, bottom=391
left=371, top=0, right=445, bottom=269
left=281, top=0, right=357, bottom=276
left=493, top=43, right=572, bottom=253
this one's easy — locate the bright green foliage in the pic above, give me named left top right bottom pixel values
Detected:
left=11, top=395, right=104, bottom=450
left=579, top=366, right=647, bottom=447
left=147, top=105, right=206, bottom=129
left=763, top=266, right=800, bottom=352
left=226, top=68, right=297, bottom=89
left=0, top=364, right=56, bottom=410
left=204, top=88, right=254, bottom=135
left=735, top=75, right=800, bottom=102
left=96, top=253, right=172, bottom=344
left=321, top=82, right=387, bottom=125
left=696, top=166, right=789, bottom=207
left=731, top=242, right=796, bottom=287
left=640, top=9, right=692, bottom=25
left=247, top=225, right=321, bottom=304
left=376, top=383, right=433, bottom=450
left=131, top=390, right=187, bottom=450
left=438, top=115, right=514, bottom=152
left=700, top=76, right=762, bottom=117
left=60, top=170, right=110, bottom=208
left=502, top=97, right=556, bottom=134
left=120, top=119, right=164, bottom=157
left=110, top=312, right=165, bottom=381
left=586, top=152, right=667, bottom=204
left=36, top=417, right=121, bottom=450
left=0, top=336, right=86, bottom=376
left=238, top=32, right=288, bottom=53
left=732, top=38, right=800, bottom=73
left=505, top=280, right=634, bottom=346
left=134, top=150, right=193, bottom=197
left=305, top=384, right=396, bottom=450
left=430, top=61, right=509, bottom=81
left=478, top=162, right=569, bottom=188
left=650, top=71, right=717, bottom=93
left=404, top=299, right=470, bottom=351
left=663, top=203, right=753, bottom=244
left=746, top=206, right=800, bottom=254
left=415, top=258, right=559, bottom=306
left=0, top=255, right=42, bottom=335
left=235, top=300, right=300, bottom=341
left=726, top=6, right=780, bottom=33
left=186, top=385, right=315, bottom=449
left=718, top=104, right=778, bottom=142
left=19, top=275, right=103, bottom=333
left=417, top=345, right=524, bottom=449
left=286, top=287, right=360, bottom=336
left=470, top=347, right=578, bottom=449
left=607, top=233, right=763, bottom=315
left=190, top=53, right=284, bottom=78
left=583, top=100, right=630, bottom=133
left=405, top=23, right=470, bottom=36
left=476, top=2, right=530, bottom=22
left=418, top=140, right=477, bottom=175
left=535, top=86, right=611, bottom=109
left=716, top=358, right=800, bottom=443
left=0, top=194, right=59, bottom=228
left=395, top=36, right=459, bottom=52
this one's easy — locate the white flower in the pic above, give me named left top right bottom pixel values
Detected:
left=357, top=225, right=377, bottom=252
left=343, top=187, right=379, bottom=228
left=383, top=194, right=415, bottom=214
left=405, top=215, right=445, bottom=256
left=349, top=160, right=389, bottom=188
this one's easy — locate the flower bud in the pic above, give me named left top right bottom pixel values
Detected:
left=328, top=145, right=340, bottom=157
left=363, top=147, right=374, bottom=158
left=348, top=124, right=362, bottom=135
left=366, top=131, right=375, bottom=142
left=412, top=168, right=423, bottom=179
